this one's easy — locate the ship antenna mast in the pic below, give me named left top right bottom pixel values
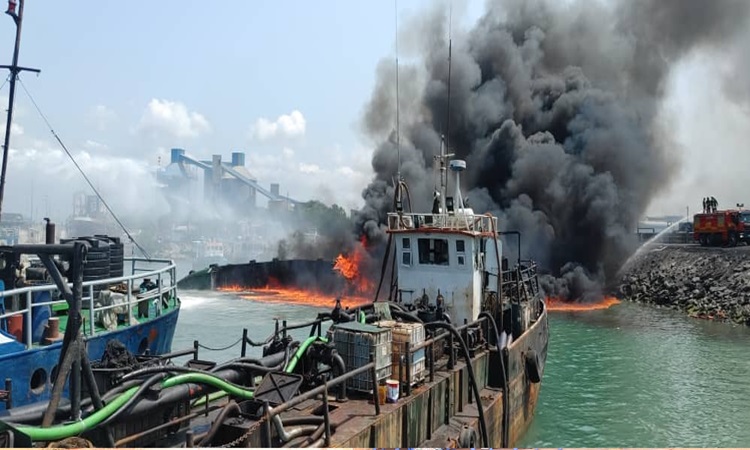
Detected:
left=395, top=0, right=401, bottom=182
left=435, top=4, right=454, bottom=214
left=0, top=0, right=40, bottom=218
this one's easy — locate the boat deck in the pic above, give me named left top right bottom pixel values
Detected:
left=222, top=347, right=516, bottom=448
left=49, top=301, right=179, bottom=339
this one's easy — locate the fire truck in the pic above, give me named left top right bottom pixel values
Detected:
left=693, top=209, right=750, bottom=246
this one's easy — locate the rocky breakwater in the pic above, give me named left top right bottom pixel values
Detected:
left=617, top=244, right=750, bottom=325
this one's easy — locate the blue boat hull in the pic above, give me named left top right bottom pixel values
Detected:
left=0, top=307, right=180, bottom=412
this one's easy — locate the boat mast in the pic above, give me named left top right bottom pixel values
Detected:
left=0, top=0, right=40, bottom=219
left=435, top=6, right=453, bottom=214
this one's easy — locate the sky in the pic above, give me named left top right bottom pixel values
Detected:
left=0, top=0, right=746, bottom=225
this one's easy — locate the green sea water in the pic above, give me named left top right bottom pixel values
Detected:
left=520, top=301, right=750, bottom=447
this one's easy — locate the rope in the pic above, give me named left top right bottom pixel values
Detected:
left=0, top=74, right=9, bottom=93
left=16, top=76, right=151, bottom=259
left=197, top=337, right=243, bottom=351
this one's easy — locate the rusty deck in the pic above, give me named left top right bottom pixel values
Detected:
left=224, top=304, right=548, bottom=448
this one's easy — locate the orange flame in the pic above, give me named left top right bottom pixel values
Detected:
left=218, top=239, right=377, bottom=309
left=218, top=284, right=371, bottom=309
left=547, top=296, right=621, bottom=312
left=217, top=264, right=375, bottom=309
left=333, top=243, right=374, bottom=295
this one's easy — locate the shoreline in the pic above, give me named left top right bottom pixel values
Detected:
left=616, top=243, right=750, bottom=326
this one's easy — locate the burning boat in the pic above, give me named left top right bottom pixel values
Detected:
left=0, top=2, right=547, bottom=447
left=1, top=141, right=547, bottom=448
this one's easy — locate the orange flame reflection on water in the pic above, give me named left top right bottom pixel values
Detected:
left=547, top=296, right=621, bottom=312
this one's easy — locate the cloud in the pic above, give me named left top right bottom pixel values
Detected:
left=1, top=122, right=25, bottom=141
left=250, top=110, right=306, bottom=140
left=298, top=163, right=321, bottom=174
left=84, top=139, right=109, bottom=152
left=6, top=139, right=168, bottom=221
left=87, top=104, right=117, bottom=131
left=136, top=99, right=211, bottom=140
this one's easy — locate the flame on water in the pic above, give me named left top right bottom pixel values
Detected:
left=219, top=238, right=377, bottom=309
left=218, top=270, right=373, bottom=309
left=219, top=284, right=371, bottom=309
left=546, top=296, right=621, bottom=312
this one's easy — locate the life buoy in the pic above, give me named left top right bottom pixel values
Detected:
left=525, top=350, right=542, bottom=383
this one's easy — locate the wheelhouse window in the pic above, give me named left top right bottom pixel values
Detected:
left=456, top=239, right=466, bottom=265
left=418, top=238, right=449, bottom=265
left=402, top=238, right=411, bottom=266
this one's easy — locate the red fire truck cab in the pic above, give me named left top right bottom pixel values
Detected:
left=693, top=209, right=750, bottom=246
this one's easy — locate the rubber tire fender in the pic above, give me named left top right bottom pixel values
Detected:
left=525, top=350, right=542, bottom=383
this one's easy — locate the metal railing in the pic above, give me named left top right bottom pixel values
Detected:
left=387, top=212, right=497, bottom=233
left=0, top=257, right=178, bottom=349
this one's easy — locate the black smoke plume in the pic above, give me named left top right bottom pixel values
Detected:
left=355, top=0, right=750, bottom=301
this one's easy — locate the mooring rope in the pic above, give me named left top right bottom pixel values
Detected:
left=197, top=337, right=243, bottom=351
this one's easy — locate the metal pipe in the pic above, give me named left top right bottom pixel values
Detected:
left=4, top=378, right=11, bottom=409
left=241, top=328, right=248, bottom=357
left=271, top=414, right=318, bottom=443
left=88, top=285, right=94, bottom=337
left=405, top=341, right=411, bottom=396
left=80, top=349, right=115, bottom=447
left=322, top=384, right=331, bottom=446
left=24, top=291, right=31, bottom=348
left=370, top=352, right=380, bottom=416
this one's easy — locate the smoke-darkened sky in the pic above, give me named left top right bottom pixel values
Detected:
left=0, top=1, right=747, bottom=288
left=356, top=0, right=750, bottom=300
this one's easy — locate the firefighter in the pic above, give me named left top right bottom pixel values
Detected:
left=703, top=197, right=707, bottom=213
left=712, top=196, right=718, bottom=212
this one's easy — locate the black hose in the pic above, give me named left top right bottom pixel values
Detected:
left=478, top=311, right=510, bottom=448
left=373, top=233, right=394, bottom=302
left=391, top=309, right=423, bottom=323
left=196, top=400, right=241, bottom=446
left=330, top=352, right=348, bottom=401
left=424, top=322, right=488, bottom=447
left=118, top=365, right=215, bottom=383
left=210, top=361, right=283, bottom=373
left=99, top=373, right=167, bottom=427
left=281, top=416, right=325, bottom=426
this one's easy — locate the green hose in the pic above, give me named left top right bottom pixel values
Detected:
left=284, top=335, right=328, bottom=373
left=191, top=390, right=227, bottom=408
left=15, top=386, right=139, bottom=442
left=162, top=373, right=255, bottom=399
left=13, top=372, right=256, bottom=442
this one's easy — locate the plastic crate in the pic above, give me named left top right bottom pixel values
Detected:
left=381, top=320, right=425, bottom=344
left=347, top=364, right=392, bottom=392
left=375, top=320, right=426, bottom=386
left=331, top=322, right=393, bottom=392
left=392, top=355, right=426, bottom=385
